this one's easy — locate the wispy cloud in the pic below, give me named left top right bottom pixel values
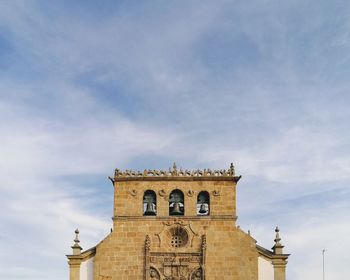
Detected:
left=0, top=1, right=350, bottom=279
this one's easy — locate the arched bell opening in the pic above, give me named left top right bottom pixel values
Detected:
left=169, top=189, right=184, bottom=216
left=143, top=190, right=157, bottom=216
left=197, top=191, right=210, bottom=216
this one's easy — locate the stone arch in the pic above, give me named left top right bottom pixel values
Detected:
left=197, top=191, right=210, bottom=216
left=169, top=189, right=184, bottom=216
left=143, top=190, right=157, bottom=216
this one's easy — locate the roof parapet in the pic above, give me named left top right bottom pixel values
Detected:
left=109, top=163, right=241, bottom=182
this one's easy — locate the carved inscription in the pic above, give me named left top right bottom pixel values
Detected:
left=149, top=253, right=203, bottom=280
left=150, top=255, right=201, bottom=264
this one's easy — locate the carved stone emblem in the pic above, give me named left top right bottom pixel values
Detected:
left=144, top=233, right=207, bottom=280
left=187, top=190, right=195, bottom=197
left=149, top=267, right=160, bottom=279
left=128, top=189, right=137, bottom=196
left=158, top=189, right=167, bottom=197
left=191, top=267, right=202, bottom=280
left=156, top=220, right=198, bottom=248
left=212, top=190, right=220, bottom=196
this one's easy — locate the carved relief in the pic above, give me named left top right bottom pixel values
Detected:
left=159, top=189, right=167, bottom=197
left=145, top=235, right=151, bottom=251
left=187, top=190, right=195, bottom=197
left=128, top=189, right=137, bottom=196
left=190, top=267, right=202, bottom=280
left=149, top=267, right=160, bottom=279
left=201, top=235, right=206, bottom=250
left=212, top=190, right=220, bottom=196
left=156, top=220, right=198, bottom=248
left=149, top=254, right=203, bottom=280
left=145, top=231, right=206, bottom=280
left=168, top=226, right=189, bottom=248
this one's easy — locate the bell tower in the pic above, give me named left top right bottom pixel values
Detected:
left=98, top=163, right=255, bottom=280
left=67, top=163, right=289, bottom=280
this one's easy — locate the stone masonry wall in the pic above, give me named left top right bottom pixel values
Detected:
left=93, top=179, right=259, bottom=280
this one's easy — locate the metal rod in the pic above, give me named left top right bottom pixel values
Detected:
left=322, top=249, right=326, bottom=280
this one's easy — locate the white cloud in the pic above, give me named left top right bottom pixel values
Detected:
left=0, top=1, right=350, bottom=280
left=0, top=80, right=183, bottom=279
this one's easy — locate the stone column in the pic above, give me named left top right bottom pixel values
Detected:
left=68, top=259, right=81, bottom=280
left=272, top=258, right=288, bottom=280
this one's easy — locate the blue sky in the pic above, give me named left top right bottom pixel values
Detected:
left=0, top=1, right=350, bottom=279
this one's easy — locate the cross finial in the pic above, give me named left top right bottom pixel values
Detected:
left=74, top=229, right=80, bottom=244
left=274, top=226, right=281, bottom=245
left=272, top=226, right=284, bottom=254
left=230, top=163, right=235, bottom=176
left=71, top=228, right=82, bottom=255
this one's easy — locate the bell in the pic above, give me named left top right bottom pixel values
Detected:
left=199, top=203, right=207, bottom=214
left=171, top=202, right=183, bottom=215
left=144, top=201, right=156, bottom=216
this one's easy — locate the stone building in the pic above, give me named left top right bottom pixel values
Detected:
left=67, top=163, right=289, bottom=280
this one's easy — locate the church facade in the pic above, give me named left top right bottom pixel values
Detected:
left=67, top=164, right=289, bottom=280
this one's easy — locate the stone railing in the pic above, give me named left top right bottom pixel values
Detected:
left=113, top=163, right=236, bottom=178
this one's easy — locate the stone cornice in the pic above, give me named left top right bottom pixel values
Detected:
left=256, top=244, right=290, bottom=260
left=109, top=163, right=241, bottom=183
left=111, top=176, right=241, bottom=182
left=113, top=215, right=237, bottom=221
left=66, top=246, right=96, bottom=263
